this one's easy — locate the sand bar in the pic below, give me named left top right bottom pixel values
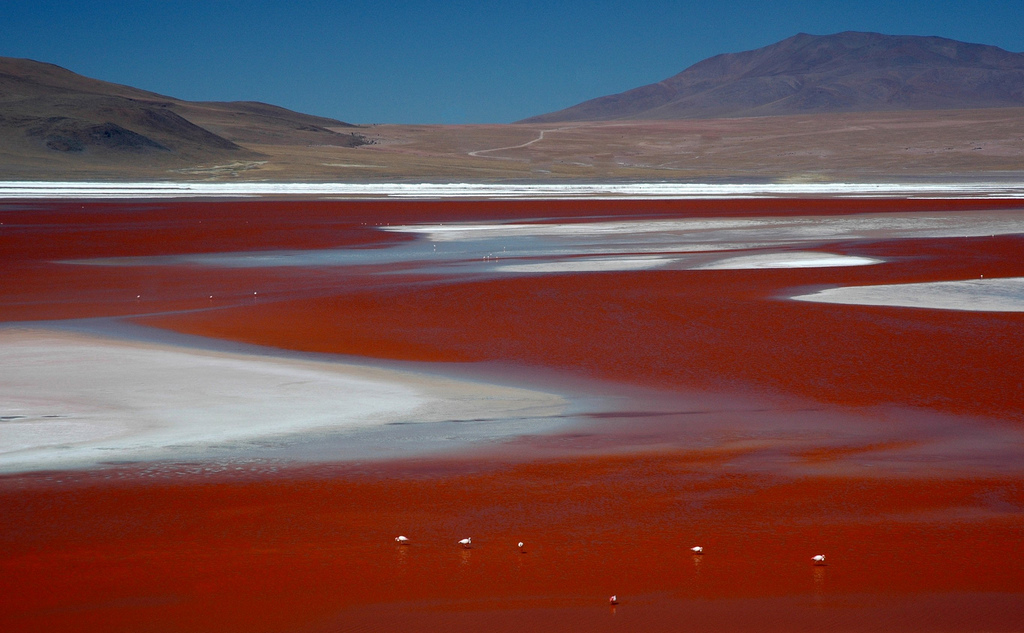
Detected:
left=692, top=251, right=881, bottom=269
left=0, top=328, right=566, bottom=472
left=793, top=276, right=1024, bottom=312
left=389, top=212, right=1024, bottom=244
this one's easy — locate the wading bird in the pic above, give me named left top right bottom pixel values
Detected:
left=812, top=554, right=826, bottom=565
left=459, top=537, right=472, bottom=548
left=691, top=546, right=703, bottom=554
left=395, top=536, right=409, bottom=544
left=609, top=595, right=618, bottom=605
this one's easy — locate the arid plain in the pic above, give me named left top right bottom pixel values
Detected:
left=311, top=108, right=1024, bottom=183
left=2, top=107, right=1024, bottom=184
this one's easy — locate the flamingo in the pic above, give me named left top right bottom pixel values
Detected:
left=812, top=554, right=826, bottom=565
left=395, top=535, right=409, bottom=544
left=609, top=595, right=618, bottom=605
left=690, top=546, right=703, bottom=554
left=459, top=537, right=472, bottom=548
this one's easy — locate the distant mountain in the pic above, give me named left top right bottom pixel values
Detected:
left=522, top=32, right=1024, bottom=122
left=0, top=57, right=365, bottom=169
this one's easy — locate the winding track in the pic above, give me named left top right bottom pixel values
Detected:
left=467, top=125, right=584, bottom=158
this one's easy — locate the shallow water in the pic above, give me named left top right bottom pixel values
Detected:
left=4, top=198, right=1024, bottom=467
left=2, top=196, right=1024, bottom=632
left=62, top=208, right=1024, bottom=281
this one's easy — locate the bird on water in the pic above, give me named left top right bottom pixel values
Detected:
left=691, top=546, right=703, bottom=554
left=395, top=536, right=409, bottom=544
left=459, top=537, right=472, bottom=548
left=812, top=554, right=826, bottom=565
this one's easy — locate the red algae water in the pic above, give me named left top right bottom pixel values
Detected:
left=2, top=197, right=1024, bottom=632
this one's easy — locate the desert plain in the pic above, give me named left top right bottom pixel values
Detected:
left=1, top=189, right=1024, bottom=632
left=3, top=107, right=1024, bottom=184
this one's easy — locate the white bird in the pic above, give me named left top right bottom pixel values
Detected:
left=395, top=535, right=409, bottom=544
left=690, top=546, right=703, bottom=554
left=812, top=554, right=826, bottom=565
left=518, top=541, right=526, bottom=552
left=609, top=595, right=618, bottom=605
left=459, top=537, right=472, bottom=548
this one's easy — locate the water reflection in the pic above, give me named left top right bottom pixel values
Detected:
left=813, top=565, right=827, bottom=603
left=394, top=543, right=409, bottom=568
left=691, top=553, right=703, bottom=576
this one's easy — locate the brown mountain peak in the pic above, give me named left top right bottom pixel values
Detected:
left=521, top=32, right=1024, bottom=122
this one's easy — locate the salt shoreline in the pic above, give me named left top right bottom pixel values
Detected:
left=0, top=328, right=568, bottom=473
left=2, top=180, right=1024, bottom=199
left=793, top=276, right=1024, bottom=312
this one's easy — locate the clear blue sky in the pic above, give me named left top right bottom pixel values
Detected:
left=2, top=0, right=1022, bottom=124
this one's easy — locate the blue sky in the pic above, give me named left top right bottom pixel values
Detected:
left=2, top=0, right=1022, bottom=124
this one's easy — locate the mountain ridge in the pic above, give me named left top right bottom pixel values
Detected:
left=0, top=56, right=365, bottom=167
left=521, top=32, right=1024, bottom=122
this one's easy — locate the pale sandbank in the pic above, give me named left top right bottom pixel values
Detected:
left=792, top=277, right=1024, bottom=312
left=0, top=329, right=566, bottom=472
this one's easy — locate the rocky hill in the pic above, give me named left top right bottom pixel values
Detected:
left=0, top=57, right=366, bottom=176
left=522, top=32, right=1024, bottom=122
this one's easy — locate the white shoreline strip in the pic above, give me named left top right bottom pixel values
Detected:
left=494, top=255, right=674, bottom=273
left=390, top=213, right=1024, bottom=242
left=2, top=181, right=1024, bottom=200
left=792, top=277, right=1024, bottom=312
left=693, top=252, right=881, bottom=270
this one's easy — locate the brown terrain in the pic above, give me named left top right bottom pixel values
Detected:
left=0, top=56, right=367, bottom=180
left=3, top=108, right=1023, bottom=183
left=347, top=109, right=1024, bottom=182
left=3, top=34, right=1024, bottom=183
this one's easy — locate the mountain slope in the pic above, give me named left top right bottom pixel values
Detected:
left=0, top=57, right=364, bottom=170
left=522, top=32, right=1024, bottom=122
